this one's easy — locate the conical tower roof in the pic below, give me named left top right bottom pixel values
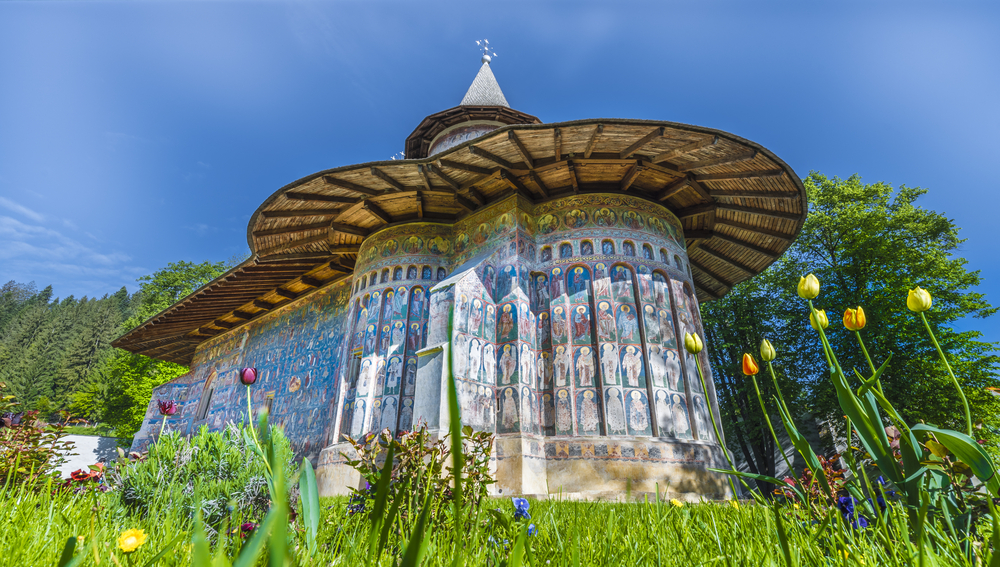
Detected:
left=459, top=60, right=510, bottom=107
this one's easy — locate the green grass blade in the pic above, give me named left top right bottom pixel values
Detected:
left=56, top=536, right=76, bottom=567
left=268, top=441, right=287, bottom=567
left=232, top=508, right=279, bottom=567
left=140, top=533, right=185, bottom=567
left=298, top=456, right=320, bottom=557
left=192, top=513, right=213, bottom=567
left=399, top=497, right=433, bottom=567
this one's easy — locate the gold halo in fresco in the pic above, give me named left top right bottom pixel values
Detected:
left=593, top=207, right=616, bottom=227
left=564, top=209, right=588, bottom=229
left=428, top=236, right=450, bottom=254
left=495, top=213, right=513, bottom=235
left=381, top=240, right=399, bottom=257
left=537, top=214, right=559, bottom=235
left=455, top=233, right=469, bottom=253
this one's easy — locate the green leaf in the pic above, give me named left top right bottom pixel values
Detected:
left=191, top=513, right=213, bottom=567
left=912, top=424, right=1000, bottom=496
left=233, top=508, right=278, bottom=567
left=399, top=495, right=432, bottom=567
left=56, top=537, right=76, bottom=567
left=298, top=456, right=320, bottom=557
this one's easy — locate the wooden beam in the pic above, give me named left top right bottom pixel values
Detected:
left=213, top=319, right=236, bottom=329
left=253, top=299, right=274, bottom=310
left=327, top=244, right=361, bottom=254
left=567, top=161, right=579, bottom=193
left=197, top=326, right=223, bottom=336
left=261, top=209, right=340, bottom=219
left=688, top=258, right=735, bottom=289
left=323, top=175, right=379, bottom=196
left=232, top=310, right=255, bottom=320
left=713, top=218, right=793, bottom=242
left=330, top=256, right=356, bottom=270
left=696, top=245, right=757, bottom=275
left=436, top=158, right=493, bottom=175
left=465, top=187, right=485, bottom=206
left=711, top=232, right=778, bottom=258
left=683, top=229, right=714, bottom=240
left=499, top=169, right=531, bottom=196
left=253, top=220, right=330, bottom=237
left=507, top=131, right=534, bottom=169
left=425, top=163, right=462, bottom=190
left=256, top=251, right=332, bottom=264
left=674, top=203, right=717, bottom=219
left=694, top=169, right=785, bottom=182
left=417, top=164, right=433, bottom=191
left=717, top=204, right=801, bottom=221
left=651, top=136, right=718, bottom=164
left=619, top=160, right=645, bottom=192
left=583, top=124, right=603, bottom=159
left=619, top=126, right=666, bottom=159
left=679, top=149, right=758, bottom=172
left=468, top=145, right=516, bottom=170
left=694, top=281, right=726, bottom=300
left=370, top=167, right=407, bottom=192
left=362, top=200, right=392, bottom=225
left=455, top=193, right=478, bottom=212
left=709, top=189, right=800, bottom=199
left=285, top=192, right=358, bottom=205
left=256, top=232, right=330, bottom=257
left=415, top=192, right=423, bottom=218
left=275, top=288, right=298, bottom=300
left=330, top=223, right=370, bottom=237
left=687, top=177, right=712, bottom=202
left=300, top=276, right=324, bottom=288
left=528, top=171, right=549, bottom=198
left=554, top=128, right=562, bottom=161
left=658, top=177, right=693, bottom=201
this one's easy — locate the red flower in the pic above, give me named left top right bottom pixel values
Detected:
left=70, top=469, right=91, bottom=482
left=157, top=400, right=178, bottom=416
left=240, top=368, right=258, bottom=386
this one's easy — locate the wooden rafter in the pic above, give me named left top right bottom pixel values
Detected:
left=583, top=124, right=603, bottom=158
left=651, top=136, right=718, bottom=164
left=620, top=126, right=666, bottom=159
left=261, top=209, right=340, bottom=219
left=694, top=169, right=785, bottom=182
left=468, top=145, right=515, bottom=170
left=658, top=176, right=692, bottom=201
left=709, top=189, right=799, bottom=199
left=619, top=160, right=645, bottom=192
left=417, top=164, right=434, bottom=191
left=436, top=158, right=492, bottom=175
left=275, top=288, right=298, bottom=300
left=455, top=193, right=478, bottom=213
left=362, top=200, right=392, bottom=225
left=257, top=232, right=329, bottom=257
left=688, top=258, right=735, bottom=289
left=323, top=175, right=379, bottom=196
left=528, top=171, right=549, bottom=198
left=553, top=128, right=562, bottom=161
left=714, top=218, right=793, bottom=242
left=328, top=245, right=361, bottom=254
left=499, top=169, right=532, bottom=198
left=679, top=149, right=758, bottom=172
left=696, top=245, right=757, bottom=275
left=426, top=163, right=462, bottom=190
left=415, top=192, right=423, bottom=218
left=710, top=232, right=777, bottom=258
left=507, top=131, right=534, bottom=169
left=567, top=161, right=579, bottom=193
left=253, top=220, right=330, bottom=237
left=717, top=204, right=801, bottom=221
left=674, top=203, right=717, bottom=220
left=468, top=187, right=486, bottom=206
left=300, top=276, right=323, bottom=288
left=370, top=167, right=407, bottom=192
left=330, top=223, right=370, bottom=237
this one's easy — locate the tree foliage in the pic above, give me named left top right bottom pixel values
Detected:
left=704, top=173, right=1000, bottom=480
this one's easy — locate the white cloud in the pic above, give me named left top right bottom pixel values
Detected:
left=0, top=197, right=45, bottom=223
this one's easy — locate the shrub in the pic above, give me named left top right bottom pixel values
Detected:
left=0, top=383, right=73, bottom=488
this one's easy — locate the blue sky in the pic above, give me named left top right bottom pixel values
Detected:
left=1, top=1, right=998, bottom=342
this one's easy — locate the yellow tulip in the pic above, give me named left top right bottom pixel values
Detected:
left=809, top=309, right=829, bottom=331
left=684, top=332, right=704, bottom=354
left=117, top=529, right=147, bottom=554
left=797, top=274, right=820, bottom=299
left=907, top=286, right=932, bottom=312
left=843, top=306, right=866, bottom=331
left=760, top=339, right=776, bottom=362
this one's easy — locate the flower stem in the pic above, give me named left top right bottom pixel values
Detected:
left=919, top=312, right=972, bottom=437
left=157, top=415, right=167, bottom=443
left=750, top=374, right=795, bottom=478
left=693, top=355, right=743, bottom=498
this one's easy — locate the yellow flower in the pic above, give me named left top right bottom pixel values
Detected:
left=76, top=535, right=85, bottom=548
left=809, top=309, right=829, bottom=331
left=797, top=274, right=820, bottom=299
left=843, top=307, right=866, bottom=331
left=117, top=529, right=147, bottom=554
left=684, top=332, right=703, bottom=354
left=760, top=339, right=776, bottom=362
left=741, top=353, right=759, bottom=376
left=793, top=503, right=800, bottom=510
left=729, top=500, right=739, bottom=509
left=670, top=498, right=685, bottom=507
left=907, top=286, right=932, bottom=312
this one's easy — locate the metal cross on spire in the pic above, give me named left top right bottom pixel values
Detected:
left=476, top=39, right=497, bottom=64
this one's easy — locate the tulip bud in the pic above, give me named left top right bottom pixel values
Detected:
left=907, top=287, right=932, bottom=313
left=157, top=399, right=177, bottom=416
left=684, top=332, right=704, bottom=354
left=240, top=367, right=258, bottom=386
left=760, top=339, right=776, bottom=362
left=843, top=307, right=866, bottom=331
left=797, top=274, right=820, bottom=299
left=809, top=309, right=829, bottom=331
left=741, top=353, right=759, bottom=376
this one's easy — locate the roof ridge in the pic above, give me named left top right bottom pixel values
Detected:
left=459, top=62, right=510, bottom=108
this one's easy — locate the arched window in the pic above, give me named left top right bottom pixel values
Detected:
left=659, top=248, right=668, bottom=264
left=422, top=266, right=432, bottom=280
left=673, top=255, right=683, bottom=269
left=642, top=244, right=654, bottom=260
left=540, top=246, right=552, bottom=262
left=381, top=269, right=389, bottom=283
left=406, top=266, right=417, bottom=280
left=196, top=370, right=218, bottom=421
left=559, top=243, right=573, bottom=259
left=437, top=267, right=447, bottom=280
left=393, top=267, right=403, bottom=281
left=623, top=241, right=636, bottom=257
left=580, top=240, right=594, bottom=255
left=602, top=240, right=615, bottom=255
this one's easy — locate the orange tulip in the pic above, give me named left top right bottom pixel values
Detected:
left=741, top=353, right=759, bottom=376
left=843, top=307, right=867, bottom=331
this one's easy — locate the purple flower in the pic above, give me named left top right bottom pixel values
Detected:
left=838, top=496, right=868, bottom=530
left=240, top=522, right=258, bottom=537
left=240, top=368, right=258, bottom=386
left=157, top=400, right=177, bottom=416
left=527, top=524, right=537, bottom=536
left=512, top=497, right=530, bottom=520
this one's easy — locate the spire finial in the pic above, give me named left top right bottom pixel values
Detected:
left=476, top=39, right=497, bottom=64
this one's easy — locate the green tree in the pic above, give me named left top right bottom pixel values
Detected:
left=704, top=173, right=1000, bottom=474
